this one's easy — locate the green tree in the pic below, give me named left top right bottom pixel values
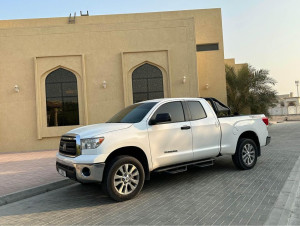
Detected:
left=226, top=65, right=251, bottom=114
left=225, top=64, right=277, bottom=116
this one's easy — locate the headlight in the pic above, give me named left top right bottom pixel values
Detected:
left=81, top=137, right=105, bottom=149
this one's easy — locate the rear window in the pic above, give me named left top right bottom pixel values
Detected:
left=187, top=101, right=207, bottom=120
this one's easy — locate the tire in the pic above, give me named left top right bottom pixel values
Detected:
left=232, top=138, right=258, bottom=170
left=102, top=155, right=145, bottom=202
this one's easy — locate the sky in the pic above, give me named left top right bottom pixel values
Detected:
left=1, top=0, right=299, bottom=95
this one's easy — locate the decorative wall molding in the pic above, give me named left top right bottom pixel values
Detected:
left=34, top=54, right=88, bottom=139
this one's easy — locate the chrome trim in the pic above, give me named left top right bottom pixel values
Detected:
left=60, top=133, right=82, bottom=157
left=164, top=150, right=178, bottom=153
left=61, top=137, right=76, bottom=141
left=75, top=134, right=81, bottom=156
left=58, top=153, right=78, bottom=158
left=56, top=158, right=105, bottom=183
left=75, top=163, right=105, bottom=183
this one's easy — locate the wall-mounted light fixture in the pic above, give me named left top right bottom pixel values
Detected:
left=182, top=76, right=187, bottom=84
left=102, top=81, right=107, bottom=89
left=205, top=84, right=209, bottom=89
left=14, top=85, right=20, bottom=93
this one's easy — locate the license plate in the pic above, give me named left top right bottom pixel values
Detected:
left=58, top=168, right=66, bottom=177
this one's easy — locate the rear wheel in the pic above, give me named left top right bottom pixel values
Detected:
left=102, top=156, right=145, bottom=201
left=232, top=138, right=258, bottom=170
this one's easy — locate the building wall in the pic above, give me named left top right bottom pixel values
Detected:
left=269, top=94, right=300, bottom=116
left=0, top=9, right=226, bottom=152
left=224, top=58, right=248, bottom=72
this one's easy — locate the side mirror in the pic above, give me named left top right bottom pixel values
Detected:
left=150, top=113, right=171, bottom=125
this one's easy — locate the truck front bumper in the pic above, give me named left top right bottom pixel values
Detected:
left=56, top=156, right=105, bottom=183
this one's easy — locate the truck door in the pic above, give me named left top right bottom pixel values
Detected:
left=185, top=100, right=221, bottom=160
left=147, top=101, right=193, bottom=169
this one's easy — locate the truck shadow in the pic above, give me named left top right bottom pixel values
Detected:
left=0, top=156, right=237, bottom=219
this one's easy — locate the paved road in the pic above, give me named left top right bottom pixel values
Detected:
left=0, top=122, right=299, bottom=225
left=0, top=150, right=62, bottom=196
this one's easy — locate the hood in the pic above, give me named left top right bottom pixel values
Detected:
left=66, top=123, right=132, bottom=138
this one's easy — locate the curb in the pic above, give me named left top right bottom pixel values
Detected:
left=0, top=179, right=76, bottom=207
left=264, top=156, right=300, bottom=225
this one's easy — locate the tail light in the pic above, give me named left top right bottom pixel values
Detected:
left=262, top=117, right=269, bottom=126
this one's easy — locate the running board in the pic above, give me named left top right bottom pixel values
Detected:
left=154, top=158, right=215, bottom=174
left=165, top=166, right=187, bottom=174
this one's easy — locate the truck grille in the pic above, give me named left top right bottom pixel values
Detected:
left=59, top=135, right=79, bottom=157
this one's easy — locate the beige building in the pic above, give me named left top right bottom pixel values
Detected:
left=269, top=93, right=300, bottom=116
left=224, top=58, right=248, bottom=72
left=0, top=9, right=227, bottom=152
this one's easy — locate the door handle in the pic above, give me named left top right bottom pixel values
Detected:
left=181, top=125, right=191, bottom=130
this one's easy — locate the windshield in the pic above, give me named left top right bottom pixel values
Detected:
left=107, top=102, right=157, bottom=123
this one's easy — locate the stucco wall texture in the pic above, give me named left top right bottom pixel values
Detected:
left=0, top=9, right=227, bottom=152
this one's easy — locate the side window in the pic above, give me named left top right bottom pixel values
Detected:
left=152, top=102, right=185, bottom=123
left=187, top=101, right=207, bottom=120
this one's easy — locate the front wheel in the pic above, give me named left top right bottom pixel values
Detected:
left=102, top=156, right=145, bottom=201
left=232, top=138, right=258, bottom=170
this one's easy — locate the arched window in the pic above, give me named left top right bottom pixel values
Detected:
left=132, top=63, right=164, bottom=103
left=45, top=68, right=79, bottom=127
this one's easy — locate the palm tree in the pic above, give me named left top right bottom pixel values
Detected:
left=226, top=65, right=251, bottom=114
left=226, top=64, right=277, bottom=115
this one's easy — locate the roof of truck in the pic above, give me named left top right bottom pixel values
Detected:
left=141, top=97, right=204, bottom=103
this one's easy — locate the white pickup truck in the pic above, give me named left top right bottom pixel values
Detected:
left=56, top=98, right=271, bottom=201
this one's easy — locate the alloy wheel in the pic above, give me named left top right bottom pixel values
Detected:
left=113, top=164, right=140, bottom=195
left=242, top=143, right=255, bottom=166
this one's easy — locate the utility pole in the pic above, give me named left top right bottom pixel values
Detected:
left=296, top=80, right=299, bottom=97
left=296, top=80, right=299, bottom=115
